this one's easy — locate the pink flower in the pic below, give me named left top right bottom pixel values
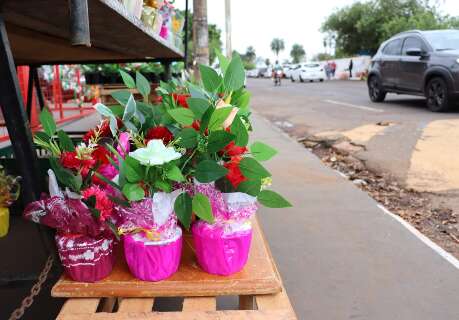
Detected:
left=117, top=132, right=130, bottom=159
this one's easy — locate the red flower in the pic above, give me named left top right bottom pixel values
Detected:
left=172, top=93, right=190, bottom=108
left=224, top=156, right=246, bottom=188
left=223, top=141, right=247, bottom=157
left=82, top=186, right=114, bottom=222
left=92, top=146, right=111, bottom=165
left=146, top=126, right=174, bottom=144
left=60, top=151, right=80, bottom=169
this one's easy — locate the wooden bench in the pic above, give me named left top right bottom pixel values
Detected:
left=53, top=219, right=297, bottom=319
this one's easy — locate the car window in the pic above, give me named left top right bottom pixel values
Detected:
left=383, top=39, right=402, bottom=56
left=305, top=64, right=320, bottom=68
left=402, top=37, right=426, bottom=55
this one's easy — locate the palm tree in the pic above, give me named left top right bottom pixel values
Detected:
left=270, top=38, right=285, bottom=57
left=290, top=44, right=306, bottom=64
left=245, top=46, right=256, bottom=63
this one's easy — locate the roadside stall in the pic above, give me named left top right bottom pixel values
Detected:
left=0, top=1, right=296, bottom=319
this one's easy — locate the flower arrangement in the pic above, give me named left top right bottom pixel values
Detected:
left=0, top=165, right=20, bottom=237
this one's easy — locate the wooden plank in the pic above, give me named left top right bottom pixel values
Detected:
left=239, top=295, right=255, bottom=310
left=182, top=297, right=217, bottom=311
left=52, top=218, right=282, bottom=298
left=99, top=297, right=117, bottom=313
left=256, top=288, right=297, bottom=319
left=118, top=298, right=154, bottom=312
left=57, top=310, right=296, bottom=320
left=58, top=298, right=101, bottom=316
left=2, top=0, right=183, bottom=65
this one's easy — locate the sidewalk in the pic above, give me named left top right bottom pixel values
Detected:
left=251, top=113, right=459, bottom=319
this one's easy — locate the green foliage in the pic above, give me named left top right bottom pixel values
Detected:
left=207, top=130, right=235, bottom=153
left=271, top=38, right=285, bottom=57
left=223, top=53, right=246, bottom=91
left=322, top=0, right=459, bottom=55
left=119, top=70, right=136, bottom=89
left=208, top=107, right=234, bottom=131
left=199, top=65, right=222, bottom=92
left=239, top=157, right=271, bottom=180
left=174, top=192, right=192, bottom=229
left=290, top=44, right=306, bottom=64
left=195, top=160, right=228, bottom=183
left=0, top=165, right=20, bottom=207
left=250, top=142, right=278, bottom=162
left=177, top=128, right=198, bottom=148
left=258, top=190, right=292, bottom=208
left=122, top=183, right=145, bottom=201
left=192, top=193, right=214, bottom=223
left=187, top=98, right=210, bottom=119
left=57, top=130, right=75, bottom=152
left=39, top=108, right=56, bottom=137
left=167, top=108, right=195, bottom=126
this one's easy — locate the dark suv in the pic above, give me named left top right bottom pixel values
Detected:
left=368, top=30, right=459, bottom=112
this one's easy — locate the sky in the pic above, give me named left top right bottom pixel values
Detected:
left=175, top=0, right=459, bottom=62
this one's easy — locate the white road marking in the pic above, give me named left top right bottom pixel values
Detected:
left=377, top=204, right=459, bottom=270
left=324, top=99, right=384, bottom=113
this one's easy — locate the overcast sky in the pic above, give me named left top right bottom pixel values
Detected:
left=175, top=0, right=459, bottom=61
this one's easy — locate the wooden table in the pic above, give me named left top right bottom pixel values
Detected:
left=54, top=219, right=297, bottom=319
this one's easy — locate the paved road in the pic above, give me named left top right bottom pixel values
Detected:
left=248, top=78, right=459, bottom=203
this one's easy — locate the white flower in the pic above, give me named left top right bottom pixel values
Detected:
left=129, top=139, right=182, bottom=166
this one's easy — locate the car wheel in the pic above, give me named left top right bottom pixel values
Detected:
left=320, top=79, right=324, bottom=82
left=291, top=76, right=294, bottom=82
left=426, top=77, right=450, bottom=112
left=299, top=76, right=304, bottom=82
left=368, top=76, right=386, bottom=102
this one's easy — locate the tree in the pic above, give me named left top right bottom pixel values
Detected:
left=270, top=38, right=285, bottom=57
left=313, top=53, right=334, bottom=61
left=290, top=44, right=306, bottom=63
left=245, top=46, right=256, bottom=64
left=265, top=58, right=271, bottom=67
left=183, top=10, right=222, bottom=67
left=322, top=0, right=459, bottom=56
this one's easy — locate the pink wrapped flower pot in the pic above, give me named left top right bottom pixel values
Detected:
left=192, top=221, right=253, bottom=276
left=56, top=234, right=116, bottom=282
left=123, top=227, right=182, bottom=282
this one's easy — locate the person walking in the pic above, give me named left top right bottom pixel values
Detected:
left=330, top=61, right=337, bottom=78
left=325, top=62, right=331, bottom=80
left=348, top=59, right=353, bottom=79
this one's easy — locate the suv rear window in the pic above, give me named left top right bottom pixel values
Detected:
left=383, top=39, right=402, bottom=56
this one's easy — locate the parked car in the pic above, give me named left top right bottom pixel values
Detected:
left=263, top=67, right=273, bottom=78
left=284, top=64, right=299, bottom=79
left=246, top=69, right=259, bottom=78
left=291, top=63, right=325, bottom=82
left=368, top=29, right=459, bottom=112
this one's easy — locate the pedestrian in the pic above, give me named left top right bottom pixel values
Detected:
left=348, top=59, right=353, bottom=79
left=325, top=62, right=331, bottom=80
left=330, top=61, right=337, bottom=78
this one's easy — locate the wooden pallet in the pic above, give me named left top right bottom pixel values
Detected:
left=57, top=288, right=297, bottom=319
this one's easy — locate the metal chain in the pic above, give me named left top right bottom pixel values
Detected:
left=8, top=255, right=54, bottom=320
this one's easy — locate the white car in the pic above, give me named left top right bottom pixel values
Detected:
left=284, top=64, right=299, bottom=79
left=291, top=63, right=325, bottom=82
left=246, top=69, right=259, bottom=78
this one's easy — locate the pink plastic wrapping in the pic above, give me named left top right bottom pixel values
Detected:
left=192, top=221, right=253, bottom=276
left=56, top=233, right=116, bottom=282
left=123, top=227, right=182, bottom=281
left=24, top=196, right=108, bottom=237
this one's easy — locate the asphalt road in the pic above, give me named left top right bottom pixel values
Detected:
left=248, top=78, right=459, bottom=203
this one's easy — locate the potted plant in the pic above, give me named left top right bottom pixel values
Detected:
left=0, top=165, right=20, bottom=238
left=24, top=109, right=124, bottom=282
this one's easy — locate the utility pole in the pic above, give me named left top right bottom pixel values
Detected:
left=225, top=0, right=232, bottom=58
left=193, top=0, right=209, bottom=79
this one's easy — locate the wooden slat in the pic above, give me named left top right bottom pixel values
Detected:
left=57, top=310, right=296, bottom=320
left=256, top=288, right=297, bottom=319
left=182, top=297, right=217, bottom=311
left=58, top=298, right=101, bottom=317
left=239, top=295, right=255, bottom=310
left=118, top=298, right=155, bottom=312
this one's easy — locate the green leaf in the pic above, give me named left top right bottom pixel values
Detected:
left=108, top=195, right=130, bottom=207
left=250, top=142, right=278, bottom=162
left=167, top=108, right=195, bottom=126
left=94, top=172, right=122, bottom=191
left=187, top=82, right=208, bottom=99
left=237, top=179, right=262, bottom=196
left=208, top=107, right=234, bottom=131
left=105, top=220, right=120, bottom=240
left=111, top=90, right=131, bottom=106
left=166, top=165, right=185, bottom=182
left=49, top=157, right=82, bottom=192
left=136, top=71, right=151, bottom=99
left=195, top=160, right=228, bottom=183
left=215, top=177, right=236, bottom=193
left=258, top=190, right=292, bottom=208
left=217, top=50, right=230, bottom=73
left=187, top=98, right=210, bottom=120
left=192, top=193, right=214, bottom=223
left=119, top=70, right=135, bottom=89
left=239, top=157, right=271, bottom=179
left=207, top=130, right=235, bottom=153
left=223, top=54, right=246, bottom=91
left=174, top=192, right=192, bottom=229
left=177, top=128, right=198, bottom=148
left=123, top=94, right=137, bottom=122
left=200, top=107, right=214, bottom=134
left=123, top=156, right=144, bottom=183
left=57, top=130, right=75, bottom=152
left=231, top=116, right=249, bottom=147
left=122, top=183, right=145, bottom=201
left=233, top=91, right=251, bottom=115
left=199, top=65, right=222, bottom=92
left=39, top=109, right=56, bottom=137
left=34, top=131, right=51, bottom=144
left=154, top=179, right=172, bottom=193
